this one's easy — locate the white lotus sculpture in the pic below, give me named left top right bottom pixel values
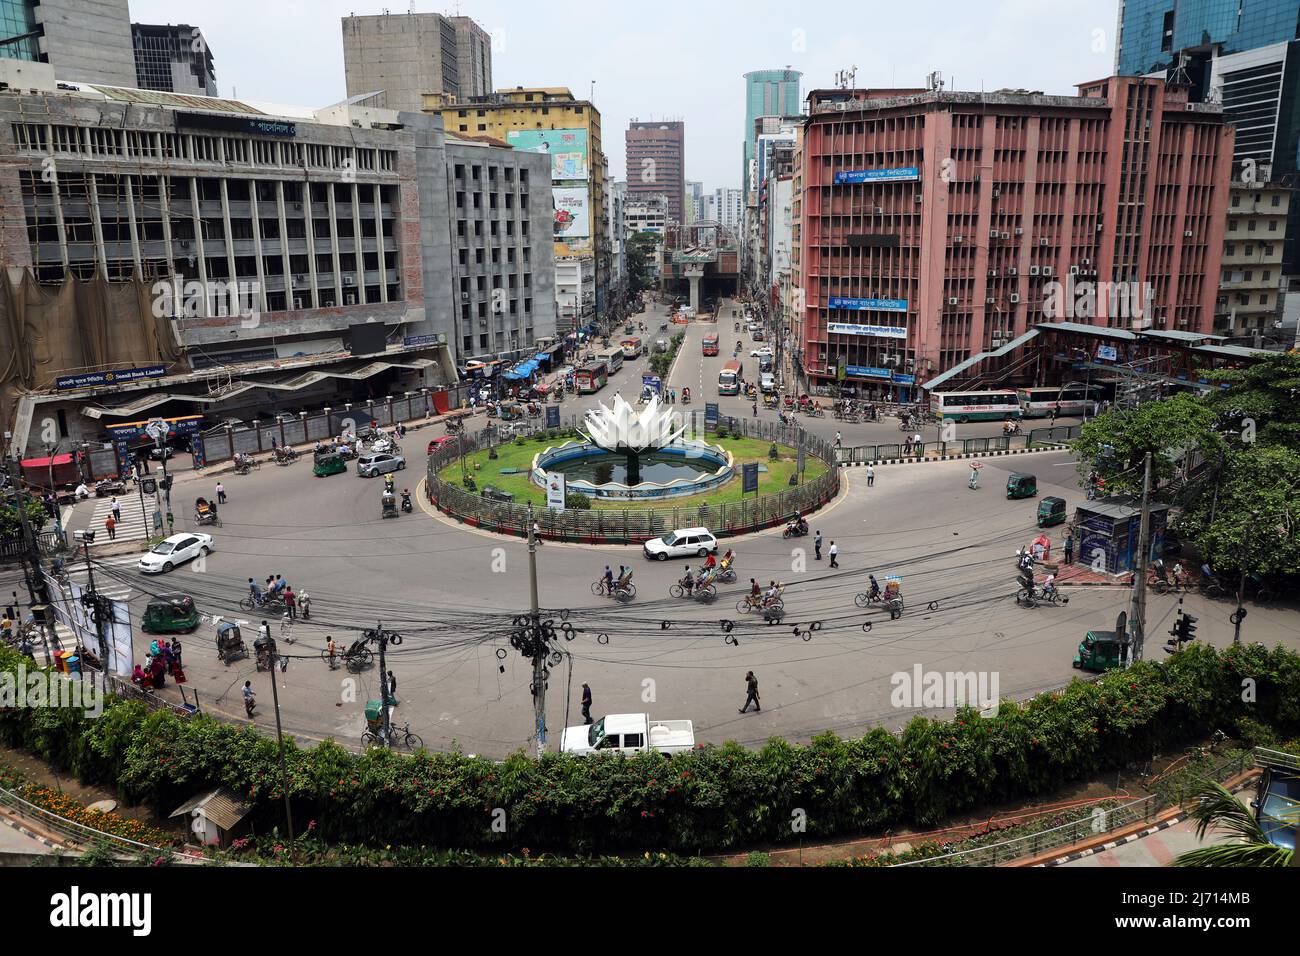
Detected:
left=581, top=394, right=686, bottom=486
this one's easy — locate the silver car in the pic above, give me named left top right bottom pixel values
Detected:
left=357, top=452, right=406, bottom=477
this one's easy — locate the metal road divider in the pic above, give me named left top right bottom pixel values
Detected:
left=835, top=425, right=1081, bottom=466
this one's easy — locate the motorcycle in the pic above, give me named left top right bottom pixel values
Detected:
left=400, top=492, right=413, bottom=514
left=782, top=521, right=810, bottom=539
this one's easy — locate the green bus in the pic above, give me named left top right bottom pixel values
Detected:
left=928, top=390, right=1021, bottom=423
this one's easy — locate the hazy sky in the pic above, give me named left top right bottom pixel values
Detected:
left=129, top=0, right=1120, bottom=190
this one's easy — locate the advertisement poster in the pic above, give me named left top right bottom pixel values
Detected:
left=546, top=472, right=567, bottom=512
left=553, top=188, right=591, bottom=239
left=507, top=129, right=589, bottom=181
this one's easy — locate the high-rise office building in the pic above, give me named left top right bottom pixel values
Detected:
left=626, top=120, right=685, bottom=223
left=715, top=187, right=743, bottom=231
left=0, top=0, right=135, bottom=87
left=131, top=23, right=218, bottom=97
left=742, top=69, right=801, bottom=196
left=1115, top=0, right=1300, bottom=76
left=342, top=11, right=493, bottom=113
left=685, top=180, right=704, bottom=222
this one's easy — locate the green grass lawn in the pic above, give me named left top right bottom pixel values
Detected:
left=437, top=433, right=828, bottom=509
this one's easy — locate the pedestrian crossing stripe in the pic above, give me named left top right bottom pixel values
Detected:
left=89, top=497, right=151, bottom=541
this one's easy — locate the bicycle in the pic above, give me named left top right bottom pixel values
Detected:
left=239, top=595, right=286, bottom=613
left=363, top=721, right=424, bottom=750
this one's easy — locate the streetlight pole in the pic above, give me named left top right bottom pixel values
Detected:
left=1129, top=453, right=1154, bottom=664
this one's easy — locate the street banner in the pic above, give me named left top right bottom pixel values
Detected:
left=546, top=472, right=567, bottom=512
left=546, top=405, right=561, bottom=429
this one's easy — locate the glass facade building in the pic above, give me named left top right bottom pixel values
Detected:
left=742, top=69, right=801, bottom=196
left=1118, top=0, right=1300, bottom=74
left=0, top=0, right=41, bottom=61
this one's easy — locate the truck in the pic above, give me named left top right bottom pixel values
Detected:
left=560, top=713, right=696, bottom=756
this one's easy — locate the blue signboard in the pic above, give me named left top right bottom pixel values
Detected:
left=742, top=463, right=759, bottom=494
left=845, top=365, right=892, bottom=380
left=892, top=373, right=917, bottom=385
left=1096, top=345, right=1118, bottom=362
left=56, top=365, right=168, bottom=391
left=705, top=402, right=720, bottom=426
left=833, top=167, right=920, bottom=185
left=828, top=297, right=909, bottom=312
left=642, top=375, right=663, bottom=394
left=546, top=405, right=561, bottom=429
left=403, top=334, right=443, bottom=348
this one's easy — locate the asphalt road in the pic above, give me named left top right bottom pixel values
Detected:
left=26, top=418, right=1295, bottom=759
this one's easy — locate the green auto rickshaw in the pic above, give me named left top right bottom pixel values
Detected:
left=1037, top=496, right=1067, bottom=527
left=1006, top=472, right=1038, bottom=500
left=141, top=593, right=199, bottom=634
left=313, top=450, right=346, bottom=477
left=1073, top=629, right=1130, bottom=673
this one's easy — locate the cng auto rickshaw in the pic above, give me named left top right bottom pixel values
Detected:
left=1006, top=472, right=1039, bottom=500
left=141, top=593, right=199, bottom=634
left=1074, top=629, right=1130, bottom=672
left=313, top=450, right=346, bottom=478
left=1037, top=496, right=1067, bottom=527
left=382, top=491, right=399, bottom=519
left=215, top=621, right=248, bottom=666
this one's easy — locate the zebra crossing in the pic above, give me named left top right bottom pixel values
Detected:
left=88, top=495, right=153, bottom=543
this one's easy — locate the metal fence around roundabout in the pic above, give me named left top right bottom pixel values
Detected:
left=835, top=425, right=1080, bottom=466
left=426, top=414, right=841, bottom=543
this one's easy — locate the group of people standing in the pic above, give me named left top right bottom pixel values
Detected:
left=133, top=637, right=184, bottom=689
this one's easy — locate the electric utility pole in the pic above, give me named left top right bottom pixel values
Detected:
left=263, top=636, right=295, bottom=840
left=1129, top=453, right=1154, bottom=663
left=527, top=502, right=546, bottom=757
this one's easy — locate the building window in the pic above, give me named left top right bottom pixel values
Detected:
left=1272, top=195, right=1281, bottom=206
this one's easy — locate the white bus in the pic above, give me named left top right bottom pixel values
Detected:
left=1017, top=385, right=1101, bottom=419
left=929, top=390, right=1021, bottom=423
left=596, top=347, right=624, bottom=374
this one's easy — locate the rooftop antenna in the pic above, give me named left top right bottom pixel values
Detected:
left=1168, top=52, right=1193, bottom=87
left=835, top=66, right=857, bottom=89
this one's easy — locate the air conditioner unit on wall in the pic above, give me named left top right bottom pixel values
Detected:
left=1014, top=227, right=1024, bottom=235
left=914, top=194, right=923, bottom=203
left=1042, top=266, right=1053, bottom=276
left=1001, top=232, right=1010, bottom=240
left=948, top=297, right=959, bottom=306
left=1009, top=293, right=1020, bottom=303
left=1029, top=266, right=1040, bottom=276
left=1007, top=267, right=1018, bottom=276
left=986, top=297, right=995, bottom=305
left=1039, top=238, right=1049, bottom=247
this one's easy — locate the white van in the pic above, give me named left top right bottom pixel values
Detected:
left=760, top=372, right=776, bottom=393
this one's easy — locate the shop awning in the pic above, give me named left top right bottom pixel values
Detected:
left=21, top=453, right=74, bottom=469
left=503, top=359, right=540, bottom=380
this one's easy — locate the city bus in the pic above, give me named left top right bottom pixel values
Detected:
left=620, top=337, right=643, bottom=358
left=718, top=359, right=742, bottom=395
left=1017, top=385, right=1101, bottom=418
left=596, top=346, right=624, bottom=374
left=702, top=334, right=719, bottom=356
left=928, top=390, right=1021, bottom=423
left=575, top=361, right=608, bottom=394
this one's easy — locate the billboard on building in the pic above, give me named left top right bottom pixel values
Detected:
left=507, top=129, right=589, bottom=181
left=553, top=187, right=591, bottom=239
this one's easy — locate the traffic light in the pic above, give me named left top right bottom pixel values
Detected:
left=141, top=478, right=157, bottom=495
left=160, top=474, right=174, bottom=492
left=1166, top=612, right=1199, bottom=652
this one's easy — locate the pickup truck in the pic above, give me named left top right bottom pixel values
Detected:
left=560, top=713, right=695, bottom=756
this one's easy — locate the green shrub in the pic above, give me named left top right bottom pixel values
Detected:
left=565, top=492, right=592, bottom=510
left=513, top=436, right=525, bottom=447
left=744, top=851, right=771, bottom=867
left=1, top=640, right=1297, bottom=855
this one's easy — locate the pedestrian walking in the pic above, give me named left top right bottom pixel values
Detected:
left=739, top=670, right=761, bottom=713
left=216, top=481, right=226, bottom=504
left=105, top=515, right=116, bottom=540
left=110, top=496, right=121, bottom=523
left=814, top=530, right=823, bottom=560
left=866, top=463, right=876, bottom=487
left=1063, top=531, right=1075, bottom=566
left=284, top=586, right=297, bottom=620
left=166, top=512, right=174, bottom=535
left=532, top=520, right=543, bottom=544
left=752, top=401, right=759, bottom=417
left=172, top=637, right=184, bottom=670
left=829, top=541, right=839, bottom=568
left=581, top=682, right=593, bottom=724
left=327, top=636, right=338, bottom=670
left=834, top=431, right=842, bottom=449
left=385, top=670, right=398, bottom=706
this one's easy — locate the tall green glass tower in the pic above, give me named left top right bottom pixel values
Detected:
left=743, top=69, right=802, bottom=196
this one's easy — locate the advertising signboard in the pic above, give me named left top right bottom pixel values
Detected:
left=705, top=402, right=720, bottom=426
left=553, top=187, right=591, bottom=239
left=55, top=365, right=167, bottom=391
left=742, top=463, right=759, bottom=494
left=546, top=472, right=567, bottom=512
left=546, top=405, right=561, bottom=429
left=506, top=129, right=589, bottom=181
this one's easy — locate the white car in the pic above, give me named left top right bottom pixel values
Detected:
left=357, top=452, right=406, bottom=477
left=139, top=532, right=213, bottom=574
left=750, top=346, right=774, bottom=357
left=643, top=527, right=718, bottom=561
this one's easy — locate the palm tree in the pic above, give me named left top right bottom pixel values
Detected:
left=1174, top=779, right=1295, bottom=867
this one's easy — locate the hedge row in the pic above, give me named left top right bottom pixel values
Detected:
left=2, top=642, right=1297, bottom=854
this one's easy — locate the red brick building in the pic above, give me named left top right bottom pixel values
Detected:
left=795, top=77, right=1235, bottom=398
left=626, top=120, right=685, bottom=224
